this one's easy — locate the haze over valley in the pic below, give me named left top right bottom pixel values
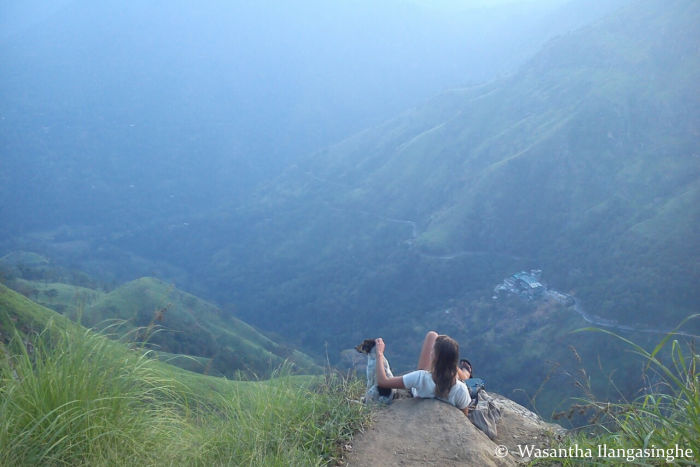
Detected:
left=1, top=0, right=698, bottom=418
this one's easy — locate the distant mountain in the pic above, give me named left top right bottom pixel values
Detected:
left=0, top=0, right=628, bottom=238
left=195, top=0, right=699, bottom=336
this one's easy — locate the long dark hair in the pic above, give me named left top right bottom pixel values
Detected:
left=432, top=335, right=459, bottom=399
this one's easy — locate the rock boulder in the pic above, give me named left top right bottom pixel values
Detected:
left=346, top=394, right=566, bottom=466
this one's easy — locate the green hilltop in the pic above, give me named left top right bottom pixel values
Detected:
left=0, top=252, right=319, bottom=378
left=81, top=277, right=319, bottom=378
left=0, top=282, right=75, bottom=343
left=0, top=281, right=367, bottom=465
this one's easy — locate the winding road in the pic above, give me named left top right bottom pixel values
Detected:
left=569, top=299, right=696, bottom=338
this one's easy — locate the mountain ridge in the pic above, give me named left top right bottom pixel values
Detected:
left=231, top=0, right=699, bottom=327
left=0, top=253, right=319, bottom=378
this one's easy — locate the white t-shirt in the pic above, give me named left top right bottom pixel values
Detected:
left=402, top=370, right=471, bottom=410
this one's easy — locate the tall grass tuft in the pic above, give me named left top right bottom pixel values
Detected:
left=553, top=314, right=699, bottom=465
left=0, top=319, right=368, bottom=465
left=192, top=364, right=369, bottom=466
left=0, top=319, right=194, bottom=465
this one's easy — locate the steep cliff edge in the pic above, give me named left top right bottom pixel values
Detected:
left=346, top=395, right=566, bottom=466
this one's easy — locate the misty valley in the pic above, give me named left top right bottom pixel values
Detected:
left=1, top=0, right=698, bottom=464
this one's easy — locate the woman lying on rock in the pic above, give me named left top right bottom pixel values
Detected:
left=375, top=331, right=471, bottom=416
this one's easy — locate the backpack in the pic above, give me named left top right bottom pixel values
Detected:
left=467, top=389, right=502, bottom=440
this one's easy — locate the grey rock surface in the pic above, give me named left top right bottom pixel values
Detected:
left=346, top=394, right=566, bottom=466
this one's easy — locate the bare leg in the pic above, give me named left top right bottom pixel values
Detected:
left=417, top=331, right=438, bottom=370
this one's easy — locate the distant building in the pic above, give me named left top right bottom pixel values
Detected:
left=494, top=269, right=547, bottom=300
left=494, top=269, right=574, bottom=306
left=512, top=271, right=544, bottom=297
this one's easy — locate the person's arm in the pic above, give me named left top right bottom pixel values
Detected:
left=375, top=338, right=406, bottom=389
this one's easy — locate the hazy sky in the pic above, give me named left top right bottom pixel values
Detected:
left=0, top=0, right=631, bottom=233
left=408, top=0, right=568, bottom=8
left=1, top=0, right=576, bottom=40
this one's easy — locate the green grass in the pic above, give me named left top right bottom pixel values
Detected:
left=548, top=315, right=699, bottom=465
left=0, top=320, right=368, bottom=465
left=0, top=283, right=75, bottom=343
left=0, top=284, right=368, bottom=465
left=2, top=275, right=320, bottom=379
left=12, top=279, right=104, bottom=314
left=82, top=277, right=320, bottom=378
left=0, top=322, right=191, bottom=465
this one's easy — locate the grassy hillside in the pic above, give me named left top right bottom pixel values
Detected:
left=0, top=282, right=76, bottom=344
left=0, top=283, right=368, bottom=465
left=3, top=283, right=696, bottom=464
left=80, top=277, right=319, bottom=378
left=0, top=253, right=319, bottom=378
